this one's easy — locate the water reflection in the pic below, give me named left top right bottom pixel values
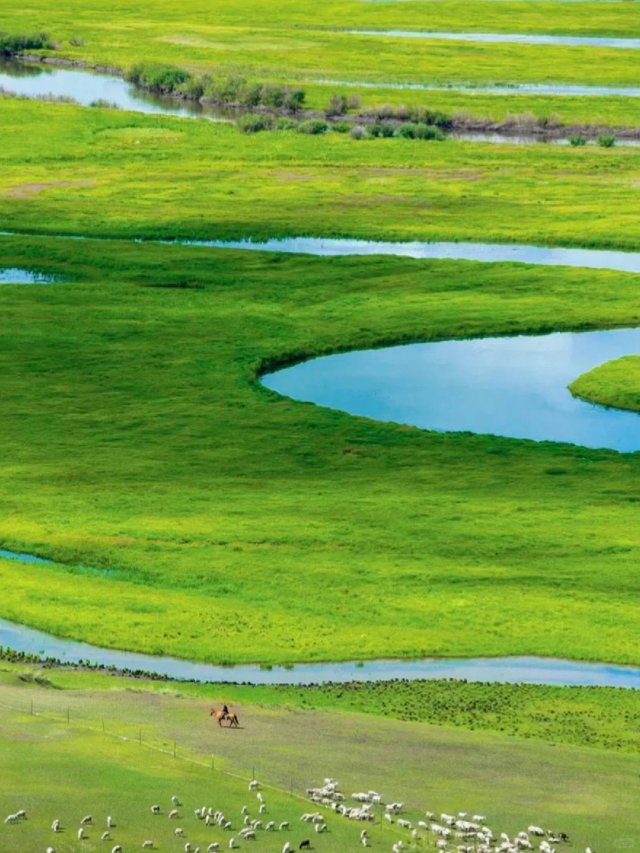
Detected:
left=263, top=328, right=640, bottom=451
left=347, top=30, right=640, bottom=49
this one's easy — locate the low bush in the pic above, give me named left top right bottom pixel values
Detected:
left=127, top=62, right=191, bottom=93
left=332, top=121, right=352, bottom=134
left=89, top=99, right=120, bottom=109
left=236, top=113, right=274, bottom=133
left=275, top=117, right=299, bottom=130
left=326, top=93, right=348, bottom=116
left=350, top=124, right=367, bottom=139
left=369, top=123, right=395, bottom=138
left=0, top=32, right=53, bottom=56
left=569, top=134, right=587, bottom=147
left=297, top=118, right=329, bottom=135
left=597, top=134, right=616, bottom=148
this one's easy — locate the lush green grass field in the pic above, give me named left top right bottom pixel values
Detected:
left=1, top=665, right=639, bottom=851
left=3, top=97, right=640, bottom=249
left=6, top=0, right=640, bottom=128
left=570, top=356, right=640, bottom=413
left=1, top=229, right=640, bottom=664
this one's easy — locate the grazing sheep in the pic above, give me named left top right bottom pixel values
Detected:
left=229, top=839, right=239, bottom=849
left=107, top=816, right=115, bottom=828
left=361, top=836, right=370, bottom=847
left=528, top=826, right=545, bottom=837
left=143, top=842, right=154, bottom=849
left=299, top=841, right=311, bottom=850
left=175, top=828, right=185, bottom=837
left=101, top=831, right=111, bottom=841
left=259, top=804, right=266, bottom=814
left=78, top=828, right=86, bottom=840
left=208, top=845, right=220, bottom=853
left=15, top=810, right=27, bottom=820
left=169, top=809, right=179, bottom=819
left=151, top=805, right=161, bottom=815
left=80, top=815, right=92, bottom=825
left=279, top=821, right=290, bottom=830
left=249, top=780, right=260, bottom=791
left=112, top=847, right=123, bottom=853
left=172, top=796, right=182, bottom=806
left=4, top=814, right=19, bottom=824
left=46, top=848, right=56, bottom=853
left=282, top=844, right=293, bottom=853
left=256, top=793, right=264, bottom=804
left=266, top=821, right=275, bottom=831
left=51, top=819, right=61, bottom=832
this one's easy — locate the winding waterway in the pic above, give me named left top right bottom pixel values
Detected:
left=346, top=30, right=640, bottom=49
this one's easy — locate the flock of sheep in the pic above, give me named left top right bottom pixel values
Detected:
left=304, top=777, right=594, bottom=853
left=4, top=776, right=596, bottom=852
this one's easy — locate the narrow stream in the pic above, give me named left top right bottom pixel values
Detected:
left=0, top=268, right=56, bottom=283
left=346, top=30, right=640, bottom=49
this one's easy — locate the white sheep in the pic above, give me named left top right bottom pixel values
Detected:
left=282, top=843, right=293, bottom=853
left=175, top=828, right=185, bottom=837
left=15, top=810, right=27, bottom=820
left=528, top=827, right=545, bottom=837
left=279, top=821, right=289, bottom=830
left=142, top=842, right=154, bottom=849
left=259, top=803, right=266, bottom=814
left=51, top=819, right=61, bottom=832
left=107, top=816, right=115, bottom=828
left=169, top=809, right=179, bottom=819
left=112, top=847, right=123, bottom=853
left=249, top=780, right=260, bottom=791
left=78, top=827, right=86, bottom=840
left=228, top=839, right=239, bottom=849
left=46, top=848, right=56, bottom=853
left=101, top=831, right=111, bottom=841
left=80, top=815, right=92, bottom=824
left=172, top=795, right=182, bottom=806
left=208, top=845, right=220, bottom=853
left=151, top=805, right=161, bottom=815
left=266, top=821, right=275, bottom=831
left=4, top=814, right=18, bottom=824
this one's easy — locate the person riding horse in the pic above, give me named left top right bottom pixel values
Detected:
left=221, top=704, right=229, bottom=719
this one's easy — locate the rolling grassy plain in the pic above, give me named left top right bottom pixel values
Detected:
left=570, top=355, right=640, bottom=413
left=1, top=224, right=640, bottom=664
left=1, top=662, right=639, bottom=851
left=3, top=97, right=640, bottom=248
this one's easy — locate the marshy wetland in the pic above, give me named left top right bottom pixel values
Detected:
left=2, top=0, right=640, bottom=848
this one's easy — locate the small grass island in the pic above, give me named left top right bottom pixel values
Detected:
left=569, top=355, right=640, bottom=413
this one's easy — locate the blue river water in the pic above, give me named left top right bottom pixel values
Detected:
left=263, top=328, right=640, bottom=452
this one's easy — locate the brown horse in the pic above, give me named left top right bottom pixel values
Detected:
left=210, top=707, right=240, bottom=728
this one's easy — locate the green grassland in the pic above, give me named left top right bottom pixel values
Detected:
left=570, top=355, right=640, bottom=413
left=3, top=97, right=640, bottom=249
left=6, top=0, right=640, bottom=127
left=1, top=225, right=640, bottom=664
left=1, top=665, right=639, bottom=851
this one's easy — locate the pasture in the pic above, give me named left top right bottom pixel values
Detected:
left=0, top=230, right=640, bottom=663
left=0, top=663, right=639, bottom=851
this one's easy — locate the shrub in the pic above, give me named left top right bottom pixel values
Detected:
left=275, top=117, right=299, bottom=130
left=395, top=104, right=410, bottom=121
left=398, top=122, right=418, bottom=139
left=0, top=32, right=53, bottom=56
left=369, top=123, right=395, bottom=138
left=89, top=99, right=120, bottom=109
left=350, top=124, right=367, bottom=139
left=68, top=37, right=84, bottom=47
left=283, top=88, right=305, bottom=113
left=332, top=121, right=352, bottom=134
left=260, top=83, right=286, bottom=108
left=374, top=103, right=395, bottom=120
left=208, top=75, right=247, bottom=103
left=569, top=135, right=587, bottom=147
left=240, top=83, right=263, bottom=107
left=297, top=118, right=329, bottom=135
left=236, top=113, right=274, bottom=133
left=326, top=94, right=348, bottom=116
left=597, top=134, right=616, bottom=148
left=346, top=93, right=361, bottom=110
left=415, top=123, right=446, bottom=141
left=127, top=63, right=191, bottom=93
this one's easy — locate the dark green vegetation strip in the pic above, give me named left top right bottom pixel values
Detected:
left=570, top=355, right=640, bottom=413
left=1, top=232, right=640, bottom=663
